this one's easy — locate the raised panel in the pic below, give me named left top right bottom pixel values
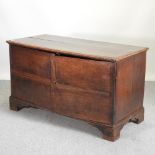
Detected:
left=10, top=45, right=51, bottom=79
left=53, top=85, right=113, bottom=124
left=54, top=56, right=113, bottom=92
left=12, top=75, right=52, bottom=109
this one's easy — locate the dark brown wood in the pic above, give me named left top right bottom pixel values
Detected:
left=7, top=34, right=148, bottom=141
left=115, top=52, right=146, bottom=123
left=54, top=56, right=113, bottom=92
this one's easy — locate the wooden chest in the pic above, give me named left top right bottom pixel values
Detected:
left=7, top=35, right=148, bottom=141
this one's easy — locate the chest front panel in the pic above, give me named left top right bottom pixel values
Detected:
left=10, top=45, right=115, bottom=124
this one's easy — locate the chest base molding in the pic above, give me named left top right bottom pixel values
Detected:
left=10, top=96, right=144, bottom=141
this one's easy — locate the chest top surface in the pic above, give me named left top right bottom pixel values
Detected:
left=7, top=34, right=148, bottom=62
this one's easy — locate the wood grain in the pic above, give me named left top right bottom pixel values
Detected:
left=7, top=35, right=148, bottom=141
left=7, top=34, right=148, bottom=61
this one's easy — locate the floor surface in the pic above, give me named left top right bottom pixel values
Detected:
left=0, top=81, right=155, bottom=155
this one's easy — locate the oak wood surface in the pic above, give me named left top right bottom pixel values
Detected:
left=115, top=52, right=146, bottom=123
left=7, top=35, right=148, bottom=141
left=7, top=34, right=147, bottom=61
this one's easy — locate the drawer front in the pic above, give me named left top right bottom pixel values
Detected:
left=54, top=56, right=113, bottom=92
left=10, top=45, right=51, bottom=79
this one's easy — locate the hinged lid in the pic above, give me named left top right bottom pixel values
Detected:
left=7, top=34, right=148, bottom=62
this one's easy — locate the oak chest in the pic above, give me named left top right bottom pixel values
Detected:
left=7, top=35, right=148, bottom=141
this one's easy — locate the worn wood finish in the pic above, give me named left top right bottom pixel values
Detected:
left=7, top=34, right=148, bottom=61
left=7, top=34, right=148, bottom=141
left=11, top=45, right=51, bottom=79
left=115, top=52, right=146, bottom=123
left=54, top=56, right=113, bottom=92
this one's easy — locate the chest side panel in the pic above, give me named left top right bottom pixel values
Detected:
left=115, top=51, right=146, bottom=123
